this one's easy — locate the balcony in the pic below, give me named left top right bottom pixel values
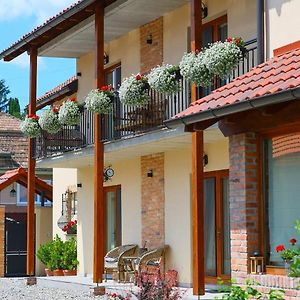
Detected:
left=35, top=39, right=257, bottom=160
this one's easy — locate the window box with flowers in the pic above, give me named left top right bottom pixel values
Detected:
left=85, top=86, right=114, bottom=114
left=20, top=114, right=40, bottom=138
left=119, top=74, right=150, bottom=107
left=62, top=220, right=77, bottom=235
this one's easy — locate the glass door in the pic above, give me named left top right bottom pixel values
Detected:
left=204, top=170, right=230, bottom=282
left=105, top=185, right=122, bottom=251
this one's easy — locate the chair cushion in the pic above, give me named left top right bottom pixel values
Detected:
left=105, top=257, right=118, bottom=263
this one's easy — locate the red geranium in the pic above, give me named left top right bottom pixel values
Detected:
left=100, top=85, right=113, bottom=91
left=276, top=245, right=285, bottom=252
left=135, top=74, right=142, bottom=80
left=226, top=37, right=233, bottom=43
left=290, top=238, right=297, bottom=245
left=52, top=107, right=59, bottom=114
left=28, top=114, right=39, bottom=120
left=69, top=97, right=77, bottom=102
left=62, top=220, right=77, bottom=232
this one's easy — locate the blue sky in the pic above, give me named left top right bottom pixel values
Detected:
left=0, top=0, right=77, bottom=111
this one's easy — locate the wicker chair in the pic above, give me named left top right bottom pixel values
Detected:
left=104, top=244, right=138, bottom=282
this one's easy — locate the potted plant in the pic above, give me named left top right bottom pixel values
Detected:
left=62, top=220, right=77, bottom=235
left=38, top=107, right=62, bottom=134
left=20, top=114, right=40, bottom=138
left=58, top=98, right=80, bottom=126
left=49, top=235, right=65, bottom=276
left=85, top=86, right=114, bottom=114
left=62, top=238, right=78, bottom=276
left=179, top=51, right=213, bottom=87
left=119, top=74, right=150, bottom=107
left=37, top=242, right=53, bottom=276
left=147, top=64, right=181, bottom=94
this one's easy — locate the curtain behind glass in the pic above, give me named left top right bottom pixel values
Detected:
left=267, top=139, right=300, bottom=264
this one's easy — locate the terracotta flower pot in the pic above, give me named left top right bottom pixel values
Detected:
left=53, top=269, right=64, bottom=276
left=45, top=268, right=54, bottom=276
left=63, top=269, right=77, bottom=276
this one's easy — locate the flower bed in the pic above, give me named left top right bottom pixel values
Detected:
left=20, top=114, right=40, bottom=138
left=85, top=86, right=114, bottom=114
left=119, top=74, right=150, bottom=107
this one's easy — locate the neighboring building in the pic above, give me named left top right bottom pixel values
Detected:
left=1, top=0, right=300, bottom=298
left=0, top=113, right=52, bottom=277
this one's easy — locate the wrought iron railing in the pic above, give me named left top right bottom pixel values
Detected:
left=35, top=39, right=257, bottom=159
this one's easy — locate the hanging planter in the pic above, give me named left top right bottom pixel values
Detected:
left=20, top=115, right=40, bottom=138
left=39, top=108, right=62, bottom=134
left=58, top=98, right=80, bottom=126
left=85, top=86, right=114, bottom=114
left=119, top=74, right=150, bottom=107
left=203, top=38, right=244, bottom=79
left=179, top=51, right=213, bottom=87
left=147, top=64, right=181, bottom=94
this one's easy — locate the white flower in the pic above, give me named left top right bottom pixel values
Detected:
left=58, top=99, right=80, bottom=126
left=20, top=116, right=40, bottom=138
left=203, top=41, right=242, bottom=78
left=179, top=51, right=213, bottom=87
left=119, top=74, right=150, bottom=107
left=85, top=88, right=114, bottom=114
left=147, top=64, right=181, bottom=94
left=39, top=109, right=62, bottom=134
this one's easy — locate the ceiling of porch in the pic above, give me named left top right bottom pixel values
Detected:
left=39, top=0, right=189, bottom=58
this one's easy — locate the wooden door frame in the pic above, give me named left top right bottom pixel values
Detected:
left=202, top=15, right=228, bottom=42
left=104, top=185, right=122, bottom=249
left=204, top=169, right=230, bottom=284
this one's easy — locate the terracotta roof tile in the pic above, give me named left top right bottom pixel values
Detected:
left=174, top=47, right=300, bottom=120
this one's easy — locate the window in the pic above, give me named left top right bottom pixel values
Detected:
left=17, top=181, right=52, bottom=207
left=264, top=134, right=300, bottom=265
left=105, top=64, right=121, bottom=90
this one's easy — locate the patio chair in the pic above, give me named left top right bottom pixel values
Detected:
left=104, top=244, right=138, bottom=282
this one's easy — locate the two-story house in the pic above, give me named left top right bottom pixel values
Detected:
left=1, top=0, right=300, bottom=297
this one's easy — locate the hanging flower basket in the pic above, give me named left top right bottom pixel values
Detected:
left=147, top=64, right=181, bottom=94
left=179, top=51, right=213, bottom=87
left=203, top=38, right=243, bottom=79
left=58, top=98, right=80, bottom=126
left=119, top=74, right=150, bottom=107
left=85, top=86, right=114, bottom=114
left=39, top=108, right=62, bottom=134
left=20, top=115, right=40, bottom=138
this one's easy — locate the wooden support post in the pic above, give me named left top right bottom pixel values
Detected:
left=93, top=2, right=105, bottom=284
left=191, top=0, right=205, bottom=295
left=27, top=47, right=37, bottom=278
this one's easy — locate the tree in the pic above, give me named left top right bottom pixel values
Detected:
left=8, top=97, right=21, bottom=119
left=0, top=79, right=10, bottom=112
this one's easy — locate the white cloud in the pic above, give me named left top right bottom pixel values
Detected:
left=0, top=0, right=76, bottom=24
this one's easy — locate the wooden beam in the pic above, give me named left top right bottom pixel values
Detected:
left=190, top=0, right=205, bottom=296
left=27, top=47, right=37, bottom=276
left=93, top=2, right=105, bottom=284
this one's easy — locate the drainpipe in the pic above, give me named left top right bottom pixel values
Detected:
left=257, top=0, right=264, bottom=63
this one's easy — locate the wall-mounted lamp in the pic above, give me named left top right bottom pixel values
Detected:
left=202, top=2, right=208, bottom=19
left=76, top=72, right=82, bottom=77
left=147, top=169, right=153, bottom=178
left=77, top=183, right=82, bottom=188
left=10, top=184, right=16, bottom=198
left=104, top=52, right=109, bottom=65
left=146, top=34, right=153, bottom=45
left=203, top=154, right=208, bottom=167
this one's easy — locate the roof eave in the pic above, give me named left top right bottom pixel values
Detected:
left=165, top=87, right=300, bottom=130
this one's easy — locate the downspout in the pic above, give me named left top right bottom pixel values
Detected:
left=257, top=0, right=265, bottom=63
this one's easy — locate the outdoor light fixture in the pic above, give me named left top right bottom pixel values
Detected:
left=10, top=184, right=16, bottom=198
left=147, top=169, right=153, bottom=178
left=202, top=2, right=208, bottom=19
left=104, top=52, right=109, bottom=65
left=146, top=34, right=153, bottom=45
left=203, top=154, right=208, bottom=167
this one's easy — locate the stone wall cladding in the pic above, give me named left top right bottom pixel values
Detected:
left=229, top=132, right=260, bottom=282
left=141, top=153, right=165, bottom=249
left=140, top=17, right=163, bottom=74
left=0, top=206, right=5, bottom=277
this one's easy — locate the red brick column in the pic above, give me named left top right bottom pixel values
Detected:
left=141, top=153, right=165, bottom=249
left=140, top=17, right=163, bottom=74
left=229, top=133, right=260, bottom=282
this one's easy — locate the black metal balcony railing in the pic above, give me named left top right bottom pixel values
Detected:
left=35, top=39, right=257, bottom=159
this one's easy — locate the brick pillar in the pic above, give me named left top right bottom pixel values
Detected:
left=0, top=206, right=5, bottom=277
left=141, top=153, right=165, bottom=249
left=229, top=133, right=260, bottom=282
left=140, top=17, right=163, bottom=74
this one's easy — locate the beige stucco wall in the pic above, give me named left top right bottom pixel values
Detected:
left=35, top=207, right=53, bottom=276
left=265, top=0, right=300, bottom=58
left=52, top=168, right=77, bottom=240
